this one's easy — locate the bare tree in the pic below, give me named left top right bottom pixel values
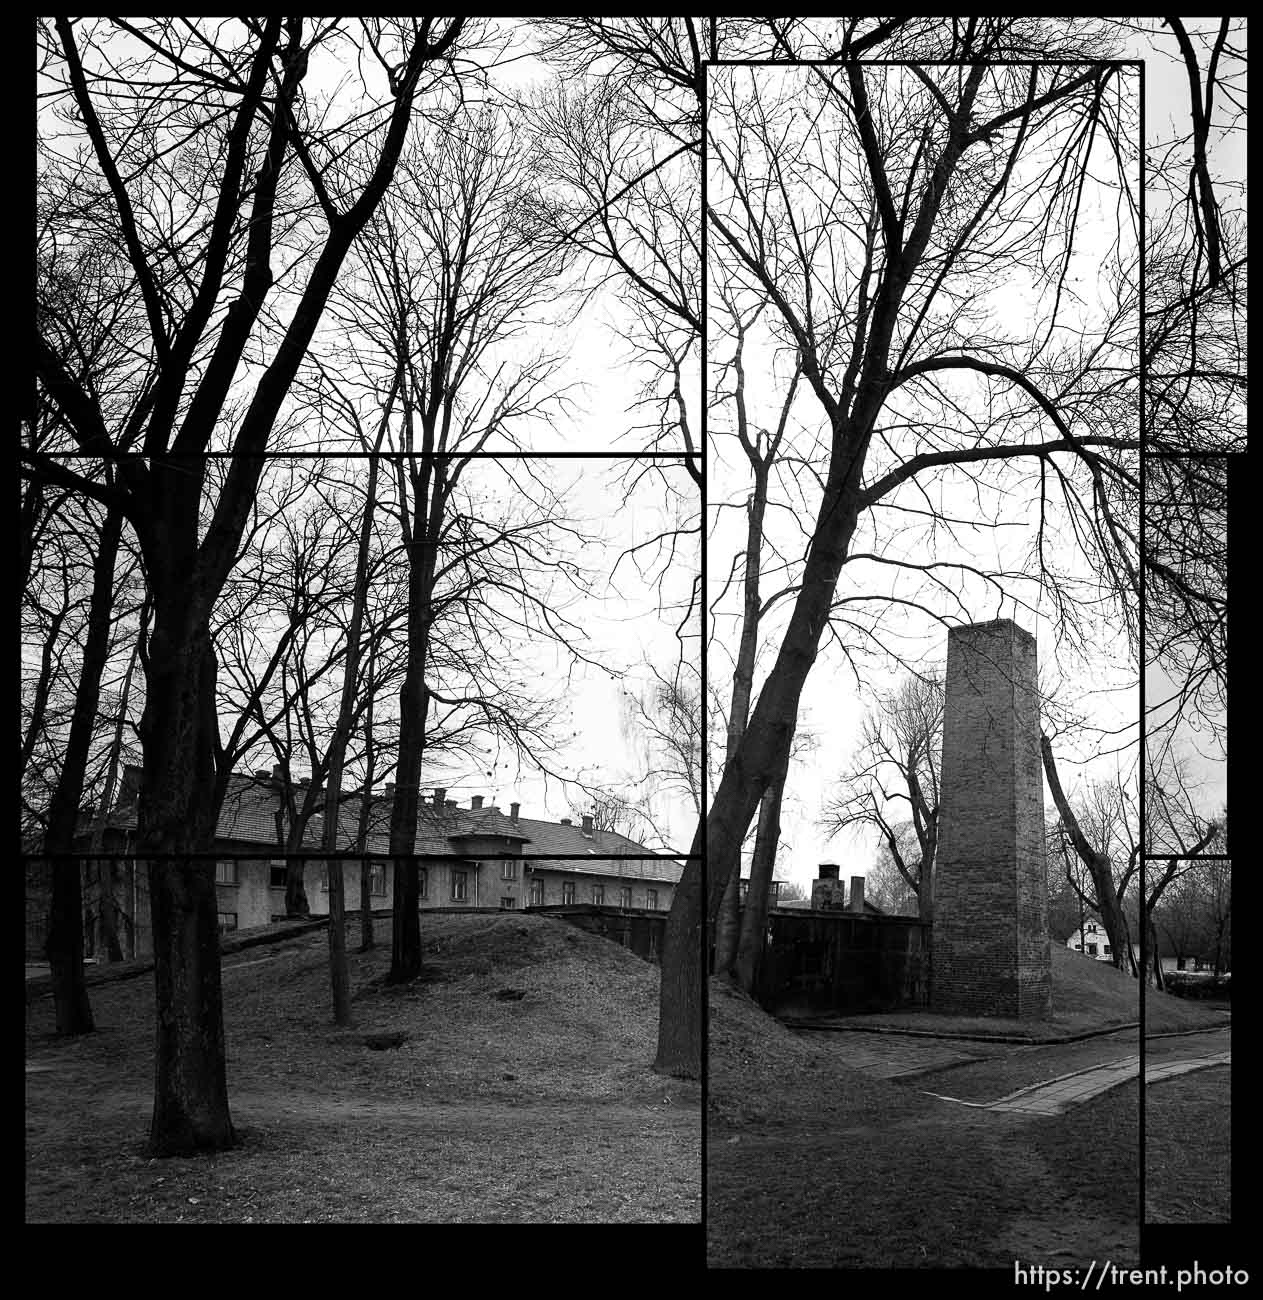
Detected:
left=1042, top=750, right=1141, bottom=976
left=317, top=109, right=594, bottom=981
left=31, top=16, right=471, bottom=1153
left=1143, top=455, right=1227, bottom=823
left=1138, top=18, right=1246, bottom=454
left=665, top=52, right=1141, bottom=1076
left=821, top=672, right=944, bottom=924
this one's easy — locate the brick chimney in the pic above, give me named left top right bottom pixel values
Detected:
left=848, top=875, right=865, bottom=913
left=471, top=795, right=483, bottom=810
left=560, top=817, right=571, bottom=826
left=581, top=813, right=594, bottom=836
left=432, top=788, right=446, bottom=807
left=510, top=802, right=520, bottom=821
left=811, top=863, right=845, bottom=911
left=271, top=763, right=284, bottom=782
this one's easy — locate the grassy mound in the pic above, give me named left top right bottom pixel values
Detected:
left=26, top=913, right=699, bottom=1224
left=708, top=977, right=929, bottom=1129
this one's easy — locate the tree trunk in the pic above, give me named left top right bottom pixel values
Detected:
left=284, top=861, right=310, bottom=918
left=46, top=856, right=94, bottom=1035
left=137, top=590, right=235, bottom=1155
left=320, top=449, right=381, bottom=1021
left=1040, top=735, right=1132, bottom=974
left=917, top=849, right=935, bottom=923
left=357, top=661, right=378, bottom=953
left=147, top=860, right=235, bottom=1153
left=42, top=502, right=124, bottom=1034
left=95, top=862, right=124, bottom=963
left=656, top=458, right=869, bottom=1076
left=388, top=464, right=438, bottom=983
left=653, top=824, right=703, bottom=1079
left=360, top=860, right=375, bottom=951
left=327, top=861, right=351, bottom=1026
left=712, top=870, right=741, bottom=976
left=389, top=851, right=424, bottom=983
left=734, top=769, right=787, bottom=994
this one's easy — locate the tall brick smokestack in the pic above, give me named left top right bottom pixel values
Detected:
left=933, top=619, right=1051, bottom=1019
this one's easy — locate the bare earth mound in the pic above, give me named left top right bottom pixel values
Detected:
left=26, top=913, right=700, bottom=1224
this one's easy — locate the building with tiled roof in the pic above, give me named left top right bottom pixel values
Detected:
left=79, top=766, right=683, bottom=946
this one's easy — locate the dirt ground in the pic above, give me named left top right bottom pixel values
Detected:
left=25, top=913, right=700, bottom=1224
left=707, top=978, right=1140, bottom=1267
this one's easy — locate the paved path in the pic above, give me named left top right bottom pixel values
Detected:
left=814, top=1034, right=997, bottom=1079
left=803, top=1022, right=1229, bottom=1115
left=923, top=1049, right=1230, bottom=1116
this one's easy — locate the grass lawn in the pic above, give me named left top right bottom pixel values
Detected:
left=708, top=977, right=1139, bottom=1267
left=25, top=912, right=700, bottom=1223
left=1145, top=1066, right=1230, bottom=1224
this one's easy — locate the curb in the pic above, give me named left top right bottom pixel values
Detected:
left=782, top=1019, right=1142, bottom=1046
left=781, top=1012, right=1230, bottom=1047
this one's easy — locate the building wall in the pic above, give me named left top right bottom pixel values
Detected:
left=26, top=851, right=677, bottom=958
left=756, top=913, right=931, bottom=1015
left=933, top=620, right=1052, bottom=1019
left=526, top=868, right=672, bottom=912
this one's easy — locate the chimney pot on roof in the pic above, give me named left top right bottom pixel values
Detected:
left=255, top=770, right=271, bottom=781
left=432, top=788, right=446, bottom=807
left=811, top=863, right=845, bottom=911
left=384, top=782, right=394, bottom=796
left=445, top=800, right=457, bottom=810
left=272, top=763, right=284, bottom=782
left=510, top=801, right=520, bottom=821
left=471, top=795, right=483, bottom=810
left=560, top=817, right=571, bottom=826
left=848, top=875, right=865, bottom=912
left=581, top=813, right=594, bottom=836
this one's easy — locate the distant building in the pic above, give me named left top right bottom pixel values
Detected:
left=1066, top=919, right=1114, bottom=962
left=28, top=765, right=680, bottom=957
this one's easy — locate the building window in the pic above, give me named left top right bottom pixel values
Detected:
left=501, top=859, right=518, bottom=880
left=1087, top=943, right=1098, bottom=957
left=318, top=865, right=328, bottom=890
left=419, top=867, right=428, bottom=899
left=217, top=912, right=238, bottom=934
left=500, top=896, right=516, bottom=910
left=562, top=881, right=575, bottom=905
left=592, top=882, right=604, bottom=905
left=619, top=887, right=632, bottom=909
left=370, top=864, right=387, bottom=897
left=216, top=861, right=238, bottom=885
left=647, top=889, right=658, bottom=911
left=451, top=869, right=468, bottom=902
left=739, top=880, right=749, bottom=899
left=1103, top=944, right=1111, bottom=956
left=530, top=879, right=544, bottom=906
left=269, top=864, right=287, bottom=888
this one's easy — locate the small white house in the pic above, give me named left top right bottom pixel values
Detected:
left=1066, top=919, right=1115, bottom=962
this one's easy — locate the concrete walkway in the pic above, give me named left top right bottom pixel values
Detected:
left=816, top=1034, right=994, bottom=1079
left=923, top=1050, right=1230, bottom=1116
